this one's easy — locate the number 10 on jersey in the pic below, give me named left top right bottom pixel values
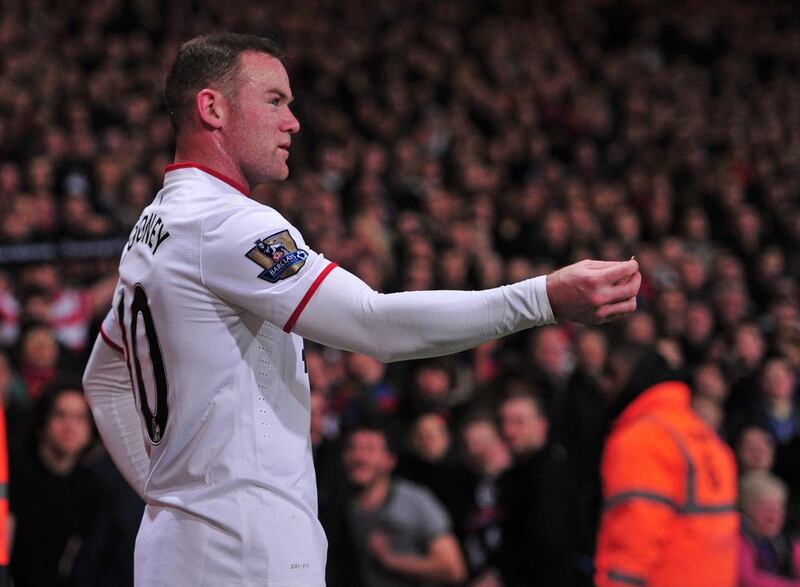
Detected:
left=117, top=284, right=170, bottom=445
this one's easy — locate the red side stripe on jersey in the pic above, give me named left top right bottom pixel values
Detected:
left=100, top=324, right=124, bottom=355
left=283, top=262, right=338, bottom=334
left=165, top=162, right=250, bottom=196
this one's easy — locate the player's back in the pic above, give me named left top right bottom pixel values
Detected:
left=110, top=165, right=328, bottom=586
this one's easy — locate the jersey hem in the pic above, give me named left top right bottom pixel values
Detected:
left=282, top=262, right=338, bottom=333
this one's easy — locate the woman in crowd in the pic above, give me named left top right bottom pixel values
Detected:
left=739, top=472, right=800, bottom=587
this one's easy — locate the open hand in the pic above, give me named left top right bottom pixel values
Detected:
left=546, top=259, right=641, bottom=324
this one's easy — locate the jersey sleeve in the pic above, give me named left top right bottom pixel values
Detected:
left=200, top=206, right=336, bottom=331
left=99, top=304, right=124, bottom=355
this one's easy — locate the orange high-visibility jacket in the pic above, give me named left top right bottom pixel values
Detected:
left=595, top=382, right=738, bottom=587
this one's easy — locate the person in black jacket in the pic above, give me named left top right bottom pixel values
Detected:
left=9, top=384, right=100, bottom=587
left=497, top=391, right=576, bottom=587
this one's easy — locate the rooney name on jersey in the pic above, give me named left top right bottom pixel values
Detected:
left=126, top=213, right=171, bottom=255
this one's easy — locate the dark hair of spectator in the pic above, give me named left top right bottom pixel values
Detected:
left=33, top=381, right=86, bottom=437
left=164, top=32, right=284, bottom=132
left=500, top=387, right=547, bottom=418
left=343, top=421, right=399, bottom=456
left=458, top=409, right=499, bottom=436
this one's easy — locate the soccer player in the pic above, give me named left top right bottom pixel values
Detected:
left=82, top=33, right=641, bottom=586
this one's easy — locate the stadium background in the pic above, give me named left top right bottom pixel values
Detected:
left=0, top=0, right=799, bottom=585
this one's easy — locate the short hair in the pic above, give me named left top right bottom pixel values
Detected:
left=34, top=381, right=87, bottom=436
left=739, top=471, right=787, bottom=514
left=343, top=421, right=399, bottom=456
left=458, top=409, right=500, bottom=438
left=500, top=389, right=547, bottom=420
left=164, top=32, right=284, bottom=132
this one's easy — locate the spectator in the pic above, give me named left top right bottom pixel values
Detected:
left=16, top=264, right=116, bottom=354
left=458, top=412, right=511, bottom=585
left=739, top=472, right=800, bottom=586
left=9, top=384, right=100, bottom=587
left=737, top=425, right=777, bottom=477
left=561, top=328, right=609, bottom=584
left=692, top=394, right=725, bottom=435
left=397, top=412, right=471, bottom=541
left=0, top=272, right=19, bottom=348
left=310, top=391, right=354, bottom=587
left=16, top=323, right=61, bottom=401
left=524, top=325, right=573, bottom=425
left=726, top=323, right=768, bottom=414
left=595, top=346, right=738, bottom=587
left=343, top=424, right=467, bottom=586
left=70, top=447, right=145, bottom=587
left=744, top=358, right=800, bottom=447
left=497, top=392, right=575, bottom=587
left=398, top=359, right=458, bottom=430
left=342, top=353, right=399, bottom=426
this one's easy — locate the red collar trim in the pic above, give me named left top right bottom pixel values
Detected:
left=165, top=162, right=249, bottom=196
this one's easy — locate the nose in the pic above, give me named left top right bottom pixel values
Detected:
left=284, top=108, right=300, bottom=134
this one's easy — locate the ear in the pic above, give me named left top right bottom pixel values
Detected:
left=195, top=88, right=227, bottom=130
left=385, top=451, right=397, bottom=472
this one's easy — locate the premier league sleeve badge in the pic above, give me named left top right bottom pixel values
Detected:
left=245, top=230, right=309, bottom=283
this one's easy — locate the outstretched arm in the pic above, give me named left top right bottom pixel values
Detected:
left=293, top=259, right=639, bottom=363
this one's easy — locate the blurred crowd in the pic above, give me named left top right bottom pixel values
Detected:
left=1, top=0, right=799, bottom=585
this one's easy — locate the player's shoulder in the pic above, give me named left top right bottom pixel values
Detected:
left=204, top=196, right=289, bottom=233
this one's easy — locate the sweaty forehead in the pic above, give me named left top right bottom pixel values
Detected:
left=236, top=51, right=291, bottom=94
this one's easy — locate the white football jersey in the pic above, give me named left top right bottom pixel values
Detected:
left=100, top=163, right=335, bottom=586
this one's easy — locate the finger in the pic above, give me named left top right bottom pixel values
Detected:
left=596, top=296, right=638, bottom=322
left=584, top=259, right=624, bottom=270
left=597, top=259, right=639, bottom=284
left=605, top=271, right=642, bottom=302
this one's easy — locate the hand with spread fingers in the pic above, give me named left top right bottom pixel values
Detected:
left=546, top=259, right=641, bottom=324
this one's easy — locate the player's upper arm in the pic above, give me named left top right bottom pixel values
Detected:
left=200, top=205, right=335, bottom=329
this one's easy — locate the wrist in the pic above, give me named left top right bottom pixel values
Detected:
left=536, top=274, right=557, bottom=324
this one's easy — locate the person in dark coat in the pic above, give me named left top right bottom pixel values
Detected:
left=9, top=384, right=100, bottom=587
left=497, top=391, right=576, bottom=587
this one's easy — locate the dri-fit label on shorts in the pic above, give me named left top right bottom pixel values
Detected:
left=246, top=229, right=309, bottom=283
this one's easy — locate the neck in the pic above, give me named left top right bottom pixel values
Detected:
left=357, top=476, right=391, bottom=512
left=174, top=136, right=250, bottom=193
left=38, top=443, right=77, bottom=475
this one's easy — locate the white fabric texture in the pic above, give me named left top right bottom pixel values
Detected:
left=83, top=332, right=150, bottom=497
left=294, top=266, right=555, bottom=362
left=84, top=165, right=329, bottom=587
